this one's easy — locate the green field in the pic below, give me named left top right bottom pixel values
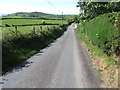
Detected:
left=1, top=19, right=68, bottom=39
left=1, top=19, right=67, bottom=26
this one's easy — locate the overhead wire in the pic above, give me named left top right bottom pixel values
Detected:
left=46, top=0, right=64, bottom=24
left=46, top=0, right=61, bottom=13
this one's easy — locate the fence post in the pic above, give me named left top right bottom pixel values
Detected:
left=32, top=25, right=35, bottom=34
left=15, top=26, right=17, bottom=31
left=15, top=26, right=18, bottom=36
left=40, top=26, right=42, bottom=30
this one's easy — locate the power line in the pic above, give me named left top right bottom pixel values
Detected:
left=46, top=0, right=61, bottom=12
left=46, top=0, right=64, bottom=24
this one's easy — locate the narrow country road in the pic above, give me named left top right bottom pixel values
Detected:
left=2, top=24, right=101, bottom=88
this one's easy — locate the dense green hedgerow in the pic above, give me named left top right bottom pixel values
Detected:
left=2, top=24, right=68, bottom=72
left=78, top=12, right=120, bottom=56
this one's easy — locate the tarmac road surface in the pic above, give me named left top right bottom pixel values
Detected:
left=1, top=24, right=101, bottom=88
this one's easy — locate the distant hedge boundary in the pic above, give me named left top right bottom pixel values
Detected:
left=0, top=18, right=65, bottom=20
left=0, top=23, right=60, bottom=27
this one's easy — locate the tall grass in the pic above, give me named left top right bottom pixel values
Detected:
left=81, top=12, right=119, bottom=56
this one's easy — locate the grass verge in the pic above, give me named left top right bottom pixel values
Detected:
left=75, top=21, right=118, bottom=88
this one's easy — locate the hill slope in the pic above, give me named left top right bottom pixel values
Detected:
left=2, top=12, right=71, bottom=19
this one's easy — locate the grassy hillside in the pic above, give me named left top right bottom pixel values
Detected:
left=2, top=12, right=71, bottom=20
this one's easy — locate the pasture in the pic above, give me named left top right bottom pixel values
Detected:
left=1, top=19, right=67, bottom=25
left=1, top=19, right=68, bottom=39
left=2, top=18, right=68, bottom=71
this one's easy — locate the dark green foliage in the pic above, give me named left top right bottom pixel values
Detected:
left=42, top=20, right=46, bottom=24
left=77, top=2, right=120, bottom=19
left=67, top=15, right=79, bottom=25
left=4, top=24, right=10, bottom=27
left=72, top=15, right=80, bottom=23
left=68, top=19, right=75, bottom=25
left=2, top=24, right=68, bottom=72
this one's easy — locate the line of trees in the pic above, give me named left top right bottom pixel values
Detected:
left=68, top=1, right=120, bottom=25
left=76, top=1, right=120, bottom=20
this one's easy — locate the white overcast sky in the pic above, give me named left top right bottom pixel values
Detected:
left=0, top=0, right=80, bottom=15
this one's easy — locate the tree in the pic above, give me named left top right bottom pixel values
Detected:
left=72, top=15, right=80, bottom=23
left=77, top=1, right=120, bottom=19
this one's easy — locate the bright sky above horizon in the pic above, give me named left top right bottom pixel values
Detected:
left=0, top=0, right=80, bottom=15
